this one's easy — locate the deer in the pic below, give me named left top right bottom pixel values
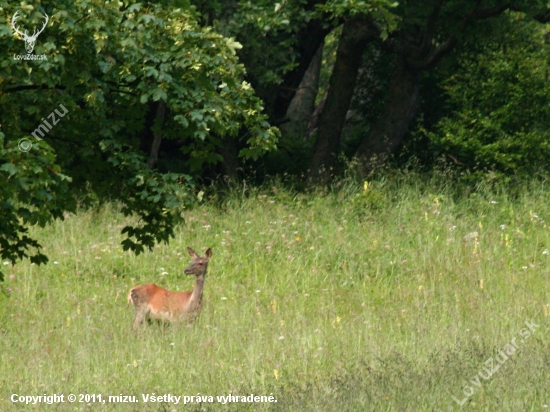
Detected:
left=128, top=247, right=212, bottom=328
left=11, top=11, right=49, bottom=54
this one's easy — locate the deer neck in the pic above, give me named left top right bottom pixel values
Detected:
left=188, top=273, right=206, bottom=310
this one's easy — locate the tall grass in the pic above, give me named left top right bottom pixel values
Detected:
left=1, top=175, right=550, bottom=411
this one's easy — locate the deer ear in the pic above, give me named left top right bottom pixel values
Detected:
left=205, top=248, right=212, bottom=259
left=187, top=247, right=197, bottom=258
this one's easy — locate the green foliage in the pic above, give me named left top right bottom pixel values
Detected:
left=0, top=0, right=278, bottom=277
left=99, top=138, right=193, bottom=255
left=350, top=180, right=387, bottom=216
left=317, top=0, right=398, bottom=39
left=202, top=0, right=399, bottom=95
left=0, top=134, right=74, bottom=280
left=203, top=0, right=316, bottom=89
left=426, top=16, right=550, bottom=178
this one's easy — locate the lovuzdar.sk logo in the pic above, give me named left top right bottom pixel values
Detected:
left=11, top=10, right=49, bottom=61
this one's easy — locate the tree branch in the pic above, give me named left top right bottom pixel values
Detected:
left=470, top=3, right=550, bottom=20
left=534, top=9, right=550, bottom=23
left=20, top=132, right=85, bottom=147
left=472, top=4, right=513, bottom=19
left=409, top=35, right=457, bottom=70
left=106, top=87, right=139, bottom=96
left=425, top=0, right=445, bottom=44
left=74, top=13, right=90, bottom=25
left=148, top=100, right=166, bottom=170
left=412, top=1, right=525, bottom=70
left=4, top=85, right=66, bottom=93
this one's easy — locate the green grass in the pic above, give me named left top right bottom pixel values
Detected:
left=1, top=176, right=550, bottom=411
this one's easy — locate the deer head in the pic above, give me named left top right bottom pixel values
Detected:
left=12, top=11, right=49, bottom=54
left=184, top=247, right=212, bottom=277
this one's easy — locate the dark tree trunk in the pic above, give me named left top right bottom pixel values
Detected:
left=271, top=18, right=329, bottom=122
left=306, top=84, right=328, bottom=138
left=219, top=137, right=239, bottom=180
left=307, top=18, right=378, bottom=183
left=279, top=43, right=323, bottom=141
left=147, top=101, right=166, bottom=170
left=350, top=1, right=530, bottom=174
left=255, top=19, right=329, bottom=123
left=354, top=56, right=421, bottom=171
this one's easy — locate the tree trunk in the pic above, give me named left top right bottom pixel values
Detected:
left=354, top=55, right=421, bottom=173
left=249, top=19, right=329, bottom=123
left=306, top=84, right=328, bottom=138
left=219, top=137, right=239, bottom=180
left=307, top=18, right=377, bottom=183
left=279, top=43, right=323, bottom=141
left=148, top=101, right=166, bottom=170
left=270, top=19, right=329, bottom=123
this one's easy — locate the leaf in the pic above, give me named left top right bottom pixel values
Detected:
left=152, top=88, right=167, bottom=102
left=145, top=67, right=159, bottom=78
left=173, top=115, right=189, bottom=128
left=98, top=61, right=113, bottom=73
left=189, top=111, right=203, bottom=121
left=225, top=38, right=243, bottom=55
left=0, top=163, right=19, bottom=176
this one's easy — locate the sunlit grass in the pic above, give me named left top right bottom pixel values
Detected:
left=1, top=175, right=550, bottom=410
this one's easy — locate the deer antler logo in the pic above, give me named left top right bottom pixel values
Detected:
left=11, top=11, right=49, bottom=54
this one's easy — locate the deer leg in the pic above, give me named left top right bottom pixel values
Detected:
left=133, top=309, right=146, bottom=328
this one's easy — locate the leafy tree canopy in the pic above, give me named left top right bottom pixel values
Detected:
left=0, top=0, right=278, bottom=280
left=425, top=14, right=550, bottom=178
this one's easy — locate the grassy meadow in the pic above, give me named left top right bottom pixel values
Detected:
left=1, top=175, right=550, bottom=411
